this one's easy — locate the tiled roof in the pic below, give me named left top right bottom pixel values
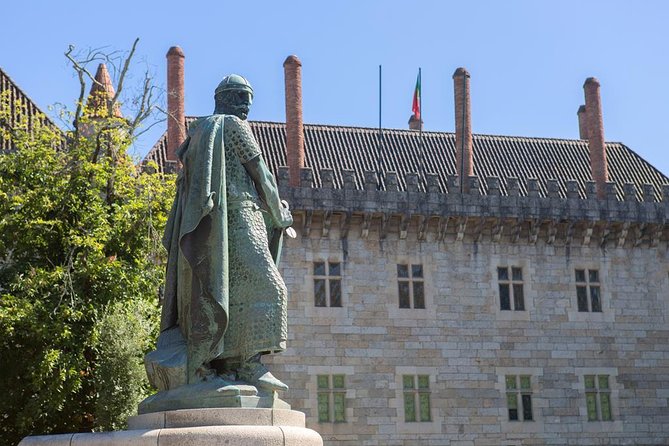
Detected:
left=0, top=67, right=63, bottom=151
left=144, top=118, right=668, bottom=200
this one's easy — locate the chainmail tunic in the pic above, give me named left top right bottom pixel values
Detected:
left=219, top=115, right=288, bottom=360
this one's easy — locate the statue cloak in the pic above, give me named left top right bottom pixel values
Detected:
left=161, top=115, right=229, bottom=384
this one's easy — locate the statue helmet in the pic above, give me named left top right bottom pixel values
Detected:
left=215, top=74, right=253, bottom=97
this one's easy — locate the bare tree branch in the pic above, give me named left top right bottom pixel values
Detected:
left=110, top=38, right=139, bottom=117
left=132, top=116, right=166, bottom=139
left=65, top=38, right=165, bottom=149
left=65, top=45, right=104, bottom=90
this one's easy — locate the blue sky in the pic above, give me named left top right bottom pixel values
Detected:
left=2, top=0, right=668, bottom=175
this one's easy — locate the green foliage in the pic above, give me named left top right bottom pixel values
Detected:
left=93, top=299, right=157, bottom=431
left=0, top=92, right=174, bottom=444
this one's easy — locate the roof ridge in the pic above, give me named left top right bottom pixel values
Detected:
left=172, top=116, right=628, bottom=145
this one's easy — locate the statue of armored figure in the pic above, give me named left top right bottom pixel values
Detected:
left=142, top=74, right=294, bottom=412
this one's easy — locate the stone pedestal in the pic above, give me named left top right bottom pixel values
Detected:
left=19, top=408, right=322, bottom=446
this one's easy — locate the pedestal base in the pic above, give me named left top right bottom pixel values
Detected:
left=137, top=377, right=290, bottom=414
left=19, top=408, right=322, bottom=446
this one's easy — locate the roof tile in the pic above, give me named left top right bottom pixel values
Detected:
left=143, top=118, right=668, bottom=200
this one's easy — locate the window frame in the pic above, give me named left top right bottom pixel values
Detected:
left=397, top=263, right=425, bottom=309
left=307, top=366, right=355, bottom=433
left=313, top=261, right=343, bottom=308
left=495, top=367, right=544, bottom=433
left=395, top=366, right=440, bottom=434
left=402, top=374, right=432, bottom=423
left=575, top=268, right=602, bottom=313
left=584, top=374, right=612, bottom=422
left=316, top=374, right=347, bottom=423
left=497, top=266, right=525, bottom=311
left=575, top=368, right=621, bottom=432
left=505, top=374, right=533, bottom=422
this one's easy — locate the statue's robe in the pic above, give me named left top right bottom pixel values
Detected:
left=149, top=114, right=287, bottom=390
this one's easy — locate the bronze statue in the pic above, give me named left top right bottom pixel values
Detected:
left=142, top=75, right=294, bottom=412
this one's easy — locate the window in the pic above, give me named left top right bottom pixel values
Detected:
left=505, top=375, right=533, bottom=421
left=498, top=266, right=525, bottom=311
left=397, top=264, right=425, bottom=309
left=575, top=269, right=601, bottom=312
left=317, top=374, right=346, bottom=422
left=314, top=262, right=342, bottom=307
left=585, top=375, right=612, bottom=421
left=403, top=375, right=431, bottom=422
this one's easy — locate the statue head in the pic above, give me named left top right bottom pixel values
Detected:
left=214, top=74, right=254, bottom=119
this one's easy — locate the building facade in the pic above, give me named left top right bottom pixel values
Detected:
left=142, top=48, right=669, bottom=445
left=264, top=168, right=668, bottom=445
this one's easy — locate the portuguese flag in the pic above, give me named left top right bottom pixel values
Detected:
left=412, top=69, right=421, bottom=119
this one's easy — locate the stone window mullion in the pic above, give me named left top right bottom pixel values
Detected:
left=403, top=374, right=431, bottom=422
left=397, top=264, right=425, bottom=309
left=585, top=374, right=612, bottom=421
left=314, top=261, right=342, bottom=308
left=505, top=374, right=533, bottom=421
left=317, top=374, right=346, bottom=423
left=498, top=266, right=525, bottom=311
left=576, top=269, right=602, bottom=313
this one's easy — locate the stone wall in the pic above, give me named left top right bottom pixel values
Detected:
left=264, top=170, right=669, bottom=445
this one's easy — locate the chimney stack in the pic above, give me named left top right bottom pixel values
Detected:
left=577, top=105, right=588, bottom=139
left=283, top=55, right=305, bottom=187
left=453, top=67, right=474, bottom=191
left=166, top=46, right=186, bottom=162
left=583, top=77, right=609, bottom=199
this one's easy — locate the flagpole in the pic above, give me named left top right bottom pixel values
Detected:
left=418, top=67, right=425, bottom=190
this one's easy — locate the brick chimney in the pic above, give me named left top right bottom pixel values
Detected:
left=283, top=55, right=305, bottom=187
left=453, top=67, right=473, bottom=191
left=577, top=105, right=588, bottom=139
left=166, top=46, right=186, bottom=162
left=583, top=77, right=609, bottom=199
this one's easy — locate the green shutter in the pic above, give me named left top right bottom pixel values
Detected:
left=333, top=392, right=346, bottom=422
left=317, top=375, right=329, bottom=389
left=586, top=392, right=598, bottom=421
left=598, top=375, right=609, bottom=390
left=332, top=374, right=345, bottom=389
left=404, top=393, right=416, bottom=422
left=600, top=393, right=612, bottom=421
left=419, top=392, right=431, bottom=421
left=584, top=375, right=595, bottom=389
left=505, top=375, right=517, bottom=390
left=507, top=393, right=518, bottom=410
left=318, top=393, right=330, bottom=422
left=403, top=375, right=415, bottom=389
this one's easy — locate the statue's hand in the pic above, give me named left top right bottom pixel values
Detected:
left=274, top=206, right=293, bottom=228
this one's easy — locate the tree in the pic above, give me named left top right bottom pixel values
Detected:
left=0, top=40, right=174, bottom=445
